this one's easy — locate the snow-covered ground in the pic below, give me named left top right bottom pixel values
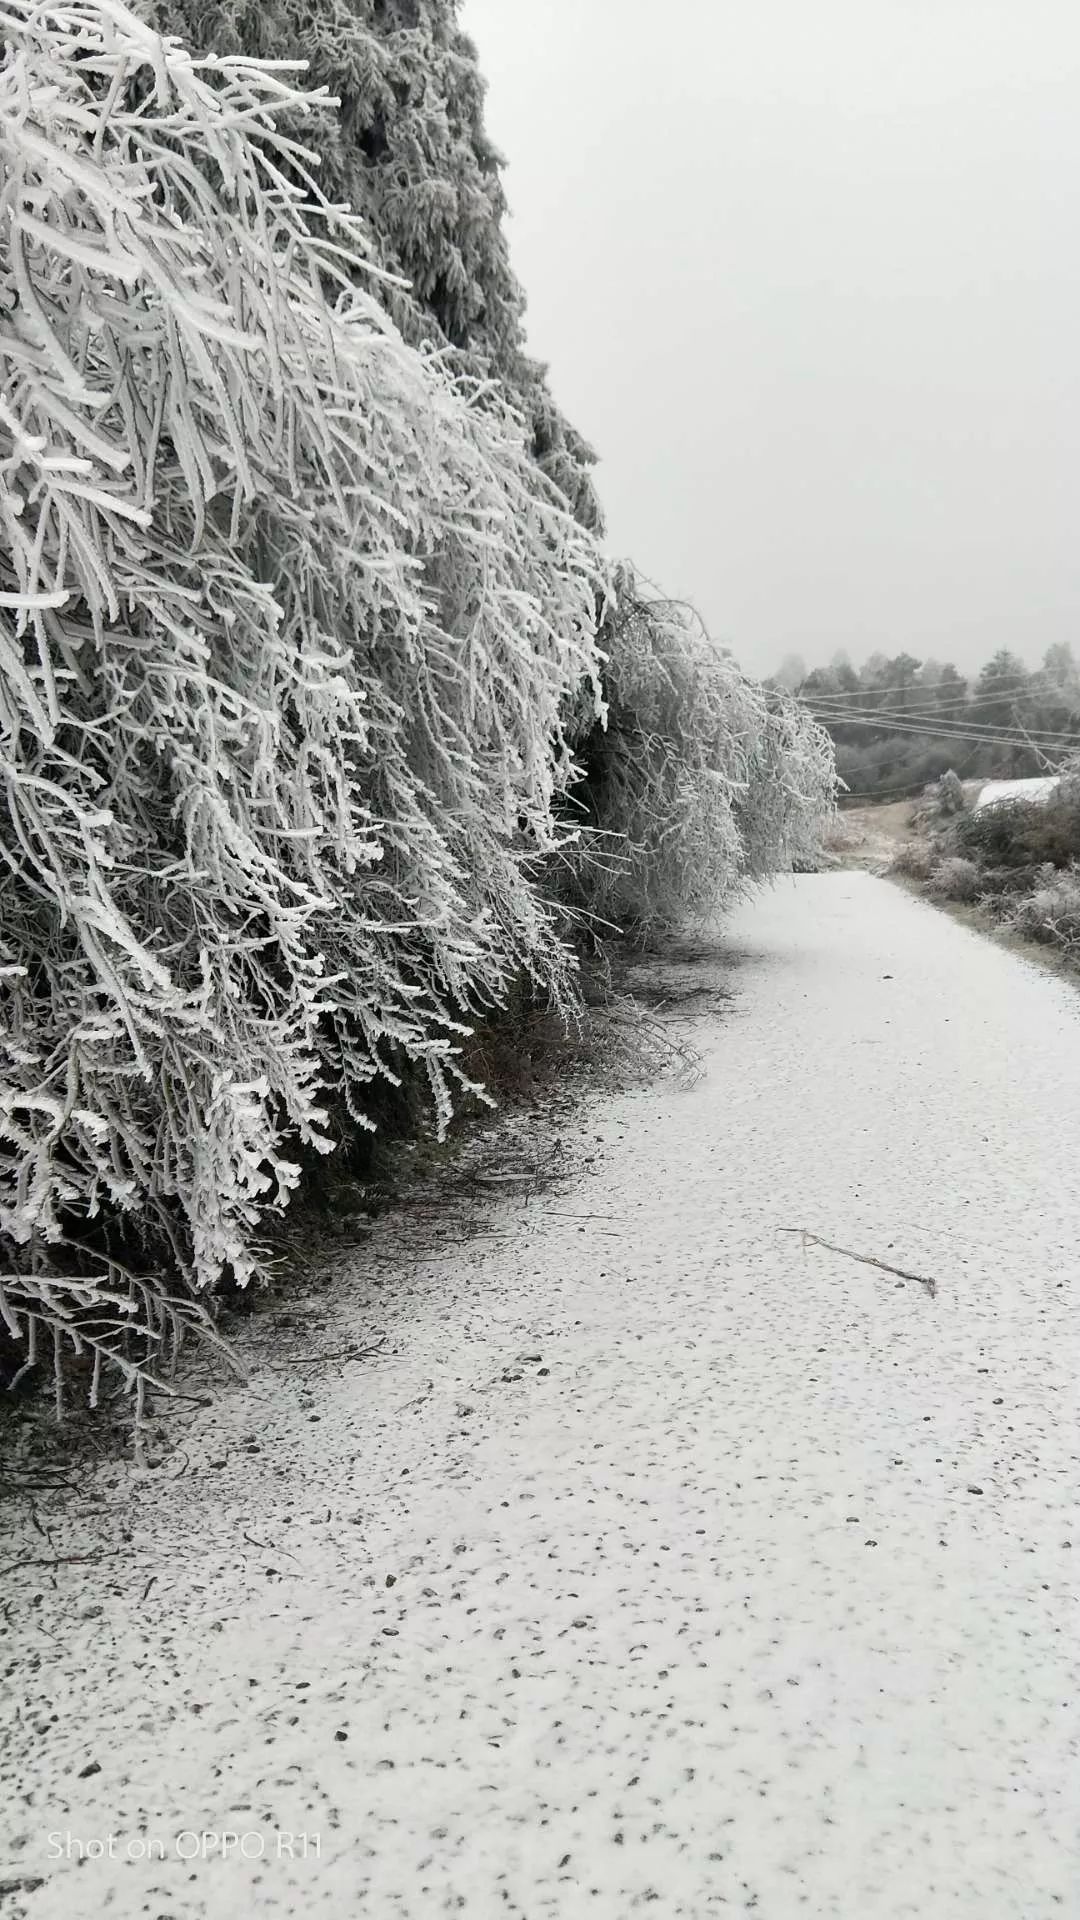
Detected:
left=2, top=873, right=1078, bottom=1919
left=974, top=776, right=1061, bottom=811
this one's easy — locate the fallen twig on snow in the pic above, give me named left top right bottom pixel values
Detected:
left=0, top=1550, right=122, bottom=1581
left=242, top=1532, right=302, bottom=1569
left=276, top=1339, right=387, bottom=1369
left=778, top=1228, right=938, bottom=1299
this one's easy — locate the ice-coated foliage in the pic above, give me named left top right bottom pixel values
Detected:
left=0, top=0, right=605, bottom=1392
left=153, top=0, right=605, bottom=530
left=735, top=682, right=841, bottom=884
left=564, top=570, right=838, bottom=934
left=927, top=856, right=981, bottom=903
left=1006, top=869, right=1080, bottom=953
left=0, top=0, right=839, bottom=1416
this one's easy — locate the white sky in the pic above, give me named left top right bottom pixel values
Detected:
left=460, top=0, right=1080, bottom=678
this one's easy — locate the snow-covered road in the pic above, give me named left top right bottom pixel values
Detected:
left=2, top=873, right=1078, bottom=1919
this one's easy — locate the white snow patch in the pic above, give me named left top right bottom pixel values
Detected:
left=973, top=776, right=1060, bottom=811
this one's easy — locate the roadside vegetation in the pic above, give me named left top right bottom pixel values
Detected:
left=0, top=0, right=835, bottom=1425
left=891, top=768, right=1080, bottom=966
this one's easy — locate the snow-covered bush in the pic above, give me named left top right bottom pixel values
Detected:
left=891, top=841, right=935, bottom=882
left=911, top=767, right=967, bottom=829
left=0, top=0, right=604, bottom=1399
left=1006, top=870, right=1080, bottom=955
left=927, top=856, right=981, bottom=903
left=895, top=841, right=932, bottom=881
left=562, top=572, right=837, bottom=933
left=954, top=782, right=1080, bottom=870
left=937, top=769, right=967, bottom=815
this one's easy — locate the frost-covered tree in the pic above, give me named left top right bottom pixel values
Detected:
left=0, top=0, right=604, bottom=1398
left=149, top=0, right=836, bottom=932
left=1042, top=641, right=1080, bottom=696
left=0, top=0, right=839, bottom=1419
left=564, top=572, right=837, bottom=933
left=152, top=0, right=604, bottom=529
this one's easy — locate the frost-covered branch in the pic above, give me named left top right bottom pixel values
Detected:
left=0, top=0, right=604, bottom=1380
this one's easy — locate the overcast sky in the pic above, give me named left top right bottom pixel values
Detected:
left=460, top=0, right=1080, bottom=679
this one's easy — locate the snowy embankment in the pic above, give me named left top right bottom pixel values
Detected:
left=974, top=776, right=1061, bottom=811
left=1, top=874, right=1078, bottom=1919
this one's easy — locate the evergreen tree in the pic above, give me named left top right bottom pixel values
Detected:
left=1042, top=641, right=1078, bottom=687
left=972, top=648, right=1029, bottom=721
left=883, top=652, right=923, bottom=714
left=971, top=650, right=1032, bottom=774
left=936, top=662, right=969, bottom=702
left=1029, top=644, right=1080, bottom=756
left=857, top=653, right=892, bottom=713
left=830, top=656, right=861, bottom=695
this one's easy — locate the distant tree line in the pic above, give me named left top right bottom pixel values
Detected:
left=767, top=644, right=1080, bottom=800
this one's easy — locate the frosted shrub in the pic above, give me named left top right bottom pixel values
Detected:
left=937, top=768, right=967, bottom=816
left=927, top=856, right=980, bottom=903
left=564, top=573, right=837, bottom=933
left=1007, top=871, right=1080, bottom=955
left=891, top=841, right=935, bottom=883
left=0, top=0, right=603, bottom=1398
left=735, top=681, right=838, bottom=881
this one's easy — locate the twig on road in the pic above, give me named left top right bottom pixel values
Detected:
left=242, top=1531, right=302, bottom=1568
left=779, top=1227, right=938, bottom=1299
left=0, top=1550, right=122, bottom=1581
left=277, top=1339, right=387, bottom=1369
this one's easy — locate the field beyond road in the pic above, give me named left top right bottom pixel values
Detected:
left=2, top=874, right=1078, bottom=1919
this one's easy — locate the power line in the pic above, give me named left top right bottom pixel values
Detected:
left=837, top=741, right=989, bottom=802
left=790, top=674, right=1057, bottom=702
left=803, top=707, right=1080, bottom=750
left=807, top=689, right=1038, bottom=718
left=812, top=715, right=1078, bottom=750
left=812, top=692, right=971, bottom=716
left=805, top=688, right=1080, bottom=728
left=796, top=678, right=970, bottom=700
left=811, top=711, right=1067, bottom=746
